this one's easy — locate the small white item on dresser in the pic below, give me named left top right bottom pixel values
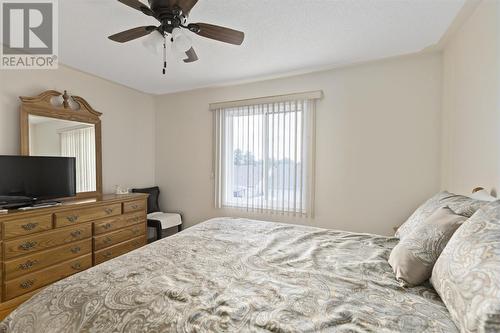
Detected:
left=115, top=185, right=130, bottom=195
left=0, top=209, right=8, bottom=214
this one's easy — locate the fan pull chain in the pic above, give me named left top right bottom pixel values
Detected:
left=163, top=34, right=167, bottom=75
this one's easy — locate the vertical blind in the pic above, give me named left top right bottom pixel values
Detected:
left=60, top=126, right=96, bottom=193
left=212, top=92, right=320, bottom=216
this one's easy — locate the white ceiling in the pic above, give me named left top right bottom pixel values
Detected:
left=60, top=0, right=464, bottom=95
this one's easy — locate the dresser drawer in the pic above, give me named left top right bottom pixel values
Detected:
left=4, top=239, right=91, bottom=280
left=93, top=211, right=146, bottom=235
left=94, top=235, right=146, bottom=265
left=3, top=214, right=52, bottom=239
left=54, top=203, right=121, bottom=228
left=123, top=200, right=146, bottom=213
left=93, top=223, right=146, bottom=251
left=4, top=223, right=92, bottom=259
left=4, top=254, right=92, bottom=300
left=123, top=211, right=146, bottom=224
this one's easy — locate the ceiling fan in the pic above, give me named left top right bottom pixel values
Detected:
left=108, top=0, right=245, bottom=74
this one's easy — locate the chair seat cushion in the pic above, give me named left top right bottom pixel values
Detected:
left=147, top=212, right=182, bottom=229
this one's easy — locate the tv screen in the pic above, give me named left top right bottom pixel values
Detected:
left=0, top=155, right=76, bottom=203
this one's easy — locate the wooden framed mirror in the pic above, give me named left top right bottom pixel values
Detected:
left=19, top=90, right=102, bottom=199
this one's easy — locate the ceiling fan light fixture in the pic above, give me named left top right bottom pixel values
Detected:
left=142, top=30, right=164, bottom=55
left=171, top=27, right=192, bottom=54
left=110, top=0, right=245, bottom=70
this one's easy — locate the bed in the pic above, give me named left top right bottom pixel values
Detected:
left=0, top=217, right=457, bottom=332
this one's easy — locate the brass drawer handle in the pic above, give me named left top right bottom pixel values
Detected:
left=21, top=222, right=39, bottom=231
left=131, top=204, right=139, bottom=210
left=103, top=223, right=112, bottom=230
left=103, top=251, right=113, bottom=258
left=70, top=246, right=81, bottom=254
left=19, top=259, right=39, bottom=270
left=130, top=217, right=140, bottom=223
left=19, top=241, right=37, bottom=250
left=103, top=237, right=112, bottom=244
left=71, top=230, right=82, bottom=238
left=71, top=262, right=82, bottom=270
left=20, top=279, right=35, bottom=289
left=104, top=208, right=114, bottom=215
left=132, top=228, right=140, bottom=234
left=66, top=215, right=79, bottom=223
left=132, top=241, right=140, bottom=247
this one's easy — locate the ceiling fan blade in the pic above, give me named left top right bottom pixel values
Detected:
left=183, top=47, right=198, bottom=63
left=189, top=23, right=244, bottom=45
left=108, top=26, right=157, bottom=43
left=171, top=0, right=198, bottom=16
left=117, top=0, right=153, bottom=15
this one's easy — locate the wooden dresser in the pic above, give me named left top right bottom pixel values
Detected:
left=0, top=193, right=148, bottom=319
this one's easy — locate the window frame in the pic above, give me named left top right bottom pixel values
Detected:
left=212, top=91, right=321, bottom=217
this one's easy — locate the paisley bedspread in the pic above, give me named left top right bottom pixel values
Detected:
left=0, top=218, right=457, bottom=332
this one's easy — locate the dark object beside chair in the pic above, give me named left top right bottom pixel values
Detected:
left=131, top=186, right=183, bottom=242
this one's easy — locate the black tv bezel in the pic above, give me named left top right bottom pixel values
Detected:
left=0, top=155, right=77, bottom=207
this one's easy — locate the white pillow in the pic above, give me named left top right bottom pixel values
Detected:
left=470, top=189, right=497, bottom=202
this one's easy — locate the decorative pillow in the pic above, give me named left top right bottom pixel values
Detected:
left=395, top=191, right=454, bottom=238
left=388, top=207, right=467, bottom=287
left=445, top=194, right=490, bottom=218
left=131, top=186, right=160, bottom=213
left=431, top=201, right=500, bottom=333
left=395, top=191, right=488, bottom=239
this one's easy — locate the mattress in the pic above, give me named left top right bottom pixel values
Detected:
left=0, top=218, right=458, bottom=332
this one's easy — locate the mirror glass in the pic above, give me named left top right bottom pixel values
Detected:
left=28, top=115, right=97, bottom=193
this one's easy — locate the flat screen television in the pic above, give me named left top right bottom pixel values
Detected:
left=0, top=155, right=76, bottom=208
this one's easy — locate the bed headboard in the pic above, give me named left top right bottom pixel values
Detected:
left=472, top=187, right=485, bottom=193
left=472, top=187, right=497, bottom=198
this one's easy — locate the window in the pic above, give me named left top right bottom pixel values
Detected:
left=60, top=126, right=96, bottom=193
left=212, top=91, right=320, bottom=216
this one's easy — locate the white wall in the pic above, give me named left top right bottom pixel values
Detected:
left=30, top=121, right=63, bottom=156
left=441, top=0, right=500, bottom=195
left=155, top=53, right=443, bottom=235
left=0, top=65, right=156, bottom=193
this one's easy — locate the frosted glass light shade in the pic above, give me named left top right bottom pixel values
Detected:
left=171, top=28, right=192, bottom=54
